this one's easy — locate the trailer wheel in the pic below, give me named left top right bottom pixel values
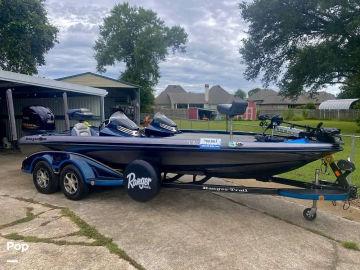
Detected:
left=124, top=160, right=161, bottom=202
left=303, top=208, right=317, bottom=221
left=60, top=164, right=88, bottom=200
left=32, top=161, right=59, bottom=194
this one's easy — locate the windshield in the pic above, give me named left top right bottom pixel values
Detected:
left=109, top=111, right=139, bottom=130
left=153, top=112, right=177, bottom=127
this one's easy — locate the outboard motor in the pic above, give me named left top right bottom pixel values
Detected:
left=22, top=106, right=55, bottom=135
left=99, top=111, right=140, bottom=137
left=145, top=112, right=179, bottom=137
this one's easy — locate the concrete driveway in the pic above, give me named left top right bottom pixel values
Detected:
left=0, top=152, right=360, bottom=270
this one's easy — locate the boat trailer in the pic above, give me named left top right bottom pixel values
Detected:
left=22, top=152, right=357, bottom=221
left=161, top=155, right=357, bottom=221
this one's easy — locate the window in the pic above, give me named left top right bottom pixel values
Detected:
left=176, top=104, right=188, bottom=109
left=189, top=104, right=204, bottom=108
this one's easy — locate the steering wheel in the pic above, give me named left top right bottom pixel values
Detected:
left=99, top=119, right=110, bottom=131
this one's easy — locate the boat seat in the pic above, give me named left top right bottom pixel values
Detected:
left=71, top=123, right=92, bottom=136
left=217, top=100, right=248, bottom=117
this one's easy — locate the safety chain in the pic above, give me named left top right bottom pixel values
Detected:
left=320, top=159, right=329, bottom=175
left=331, top=187, right=359, bottom=210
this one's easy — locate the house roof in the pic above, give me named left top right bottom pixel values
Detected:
left=155, top=84, right=234, bottom=105
left=57, top=72, right=138, bottom=89
left=0, top=69, right=107, bottom=96
left=248, top=89, right=335, bottom=105
left=155, top=85, right=187, bottom=105
left=168, top=92, right=205, bottom=104
left=208, top=85, right=234, bottom=104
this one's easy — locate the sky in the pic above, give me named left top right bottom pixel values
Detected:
left=38, top=0, right=339, bottom=96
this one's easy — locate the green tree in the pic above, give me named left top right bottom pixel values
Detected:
left=94, top=3, right=188, bottom=112
left=239, top=0, right=360, bottom=98
left=234, top=88, right=246, bottom=99
left=0, top=0, right=58, bottom=74
left=248, top=87, right=262, bottom=97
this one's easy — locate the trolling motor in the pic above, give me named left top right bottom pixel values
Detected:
left=258, top=114, right=342, bottom=144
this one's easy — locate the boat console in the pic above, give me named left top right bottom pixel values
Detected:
left=99, top=111, right=141, bottom=137
left=67, top=108, right=98, bottom=136
left=144, top=112, right=180, bottom=137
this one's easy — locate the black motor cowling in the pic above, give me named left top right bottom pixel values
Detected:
left=22, top=106, right=55, bottom=134
left=145, top=112, right=179, bottom=137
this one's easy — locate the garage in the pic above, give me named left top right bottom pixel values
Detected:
left=0, top=69, right=107, bottom=147
left=57, top=72, right=140, bottom=124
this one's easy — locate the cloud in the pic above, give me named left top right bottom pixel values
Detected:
left=38, top=0, right=331, bottom=96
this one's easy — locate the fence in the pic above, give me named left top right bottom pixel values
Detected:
left=175, top=118, right=263, bottom=133
left=154, top=108, right=360, bottom=121
left=257, top=109, right=360, bottom=121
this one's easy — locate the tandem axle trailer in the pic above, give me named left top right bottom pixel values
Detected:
left=22, top=151, right=357, bottom=221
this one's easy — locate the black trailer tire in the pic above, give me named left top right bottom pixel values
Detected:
left=60, top=164, right=88, bottom=200
left=32, top=161, right=59, bottom=194
left=124, top=160, right=161, bottom=202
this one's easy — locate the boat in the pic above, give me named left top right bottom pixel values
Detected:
left=18, top=101, right=357, bottom=221
left=19, top=102, right=342, bottom=179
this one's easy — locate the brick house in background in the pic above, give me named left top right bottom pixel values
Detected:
left=155, top=84, right=234, bottom=110
left=248, top=89, right=335, bottom=111
left=155, top=84, right=257, bottom=120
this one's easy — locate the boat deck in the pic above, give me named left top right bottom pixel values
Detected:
left=164, top=132, right=258, bottom=142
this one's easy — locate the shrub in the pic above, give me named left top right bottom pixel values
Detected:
left=292, top=115, right=304, bottom=121
left=304, top=102, right=316, bottom=109
left=356, top=117, right=360, bottom=132
left=282, top=109, right=304, bottom=121
left=282, top=109, right=295, bottom=121
left=302, top=109, right=309, bottom=119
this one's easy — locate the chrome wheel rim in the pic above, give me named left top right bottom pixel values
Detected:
left=36, top=168, right=49, bottom=188
left=64, top=172, right=79, bottom=195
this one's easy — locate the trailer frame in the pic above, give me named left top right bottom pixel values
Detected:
left=22, top=151, right=357, bottom=221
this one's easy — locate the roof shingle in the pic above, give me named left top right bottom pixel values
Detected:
left=155, top=84, right=234, bottom=106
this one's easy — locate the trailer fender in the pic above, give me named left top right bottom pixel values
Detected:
left=22, top=152, right=96, bottom=182
left=58, top=158, right=95, bottom=183
left=22, top=151, right=123, bottom=185
left=22, top=153, right=54, bottom=174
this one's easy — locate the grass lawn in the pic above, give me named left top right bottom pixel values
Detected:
left=175, top=119, right=360, bottom=188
